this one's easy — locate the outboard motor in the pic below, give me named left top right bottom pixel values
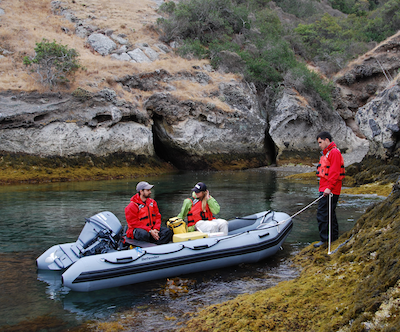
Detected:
left=77, top=211, right=123, bottom=256
left=36, top=211, right=123, bottom=271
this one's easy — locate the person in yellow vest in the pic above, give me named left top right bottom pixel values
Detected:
left=176, top=182, right=229, bottom=235
left=314, top=132, right=345, bottom=248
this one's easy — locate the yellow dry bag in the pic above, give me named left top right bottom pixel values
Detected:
left=167, top=217, right=188, bottom=234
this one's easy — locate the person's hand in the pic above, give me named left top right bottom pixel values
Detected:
left=323, top=188, right=332, bottom=197
left=149, top=229, right=160, bottom=241
left=205, top=190, right=210, bottom=200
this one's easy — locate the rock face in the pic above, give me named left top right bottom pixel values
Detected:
left=333, top=32, right=400, bottom=140
left=269, top=88, right=369, bottom=166
left=356, top=81, right=400, bottom=160
left=116, top=69, right=270, bottom=169
left=3, top=1, right=400, bottom=169
left=0, top=73, right=271, bottom=170
left=0, top=91, right=154, bottom=158
left=144, top=82, right=268, bottom=169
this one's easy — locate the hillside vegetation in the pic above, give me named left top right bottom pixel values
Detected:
left=1, top=0, right=398, bottom=104
left=156, top=0, right=400, bottom=104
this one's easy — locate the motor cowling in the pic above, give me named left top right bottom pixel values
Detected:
left=77, top=211, right=123, bottom=256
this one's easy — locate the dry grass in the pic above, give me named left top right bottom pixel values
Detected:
left=334, top=30, right=400, bottom=78
left=0, top=0, right=240, bottom=110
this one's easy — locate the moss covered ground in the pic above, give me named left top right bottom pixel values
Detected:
left=180, top=186, right=400, bottom=331
left=0, top=153, right=176, bottom=184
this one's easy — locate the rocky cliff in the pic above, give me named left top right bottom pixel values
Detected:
left=0, top=0, right=399, bottom=172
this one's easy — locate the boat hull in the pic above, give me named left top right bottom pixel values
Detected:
left=38, top=211, right=293, bottom=292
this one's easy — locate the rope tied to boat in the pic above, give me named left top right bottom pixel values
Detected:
left=256, top=195, right=324, bottom=232
left=277, top=194, right=351, bottom=255
left=281, top=195, right=324, bottom=224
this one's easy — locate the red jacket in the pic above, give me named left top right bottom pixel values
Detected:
left=317, top=141, right=344, bottom=195
left=125, top=193, right=161, bottom=238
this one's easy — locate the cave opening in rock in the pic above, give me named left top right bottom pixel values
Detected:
left=264, top=128, right=277, bottom=165
left=152, top=115, right=196, bottom=170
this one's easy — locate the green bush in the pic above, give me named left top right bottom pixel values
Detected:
left=273, top=0, right=318, bottom=18
left=158, top=0, right=244, bottom=43
left=177, top=39, right=210, bottom=59
left=363, top=0, right=400, bottom=42
left=23, top=39, right=80, bottom=87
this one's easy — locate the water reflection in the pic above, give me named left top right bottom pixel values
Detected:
left=0, top=169, right=384, bottom=330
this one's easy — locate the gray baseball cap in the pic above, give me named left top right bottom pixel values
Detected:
left=136, top=181, right=154, bottom=192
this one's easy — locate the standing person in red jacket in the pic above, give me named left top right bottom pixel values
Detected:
left=314, top=132, right=345, bottom=248
left=125, top=181, right=172, bottom=245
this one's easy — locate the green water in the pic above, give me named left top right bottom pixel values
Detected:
left=0, top=169, right=384, bottom=331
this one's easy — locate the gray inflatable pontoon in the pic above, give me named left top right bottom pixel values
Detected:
left=37, top=210, right=293, bottom=292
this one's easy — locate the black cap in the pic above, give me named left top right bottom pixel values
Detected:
left=192, top=182, right=207, bottom=193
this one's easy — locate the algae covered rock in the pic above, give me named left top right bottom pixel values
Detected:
left=181, top=187, right=400, bottom=332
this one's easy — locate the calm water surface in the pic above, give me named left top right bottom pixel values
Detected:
left=0, top=169, right=384, bottom=331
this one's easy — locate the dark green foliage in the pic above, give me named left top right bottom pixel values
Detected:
left=328, top=0, right=379, bottom=15
left=158, top=0, right=333, bottom=104
left=294, top=0, right=400, bottom=71
left=363, top=0, right=400, bottom=42
left=274, top=0, right=318, bottom=18
left=158, top=0, right=245, bottom=44
left=177, top=39, right=210, bottom=59
left=23, top=39, right=80, bottom=87
left=294, top=13, right=370, bottom=68
left=158, top=0, right=398, bottom=105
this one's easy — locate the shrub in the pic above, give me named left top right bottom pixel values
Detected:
left=177, top=39, right=210, bottom=59
left=23, top=39, right=80, bottom=87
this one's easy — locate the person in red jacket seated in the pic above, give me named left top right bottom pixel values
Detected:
left=314, top=131, right=345, bottom=248
left=125, top=181, right=172, bottom=245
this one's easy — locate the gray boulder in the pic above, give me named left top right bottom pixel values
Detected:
left=111, top=53, right=132, bottom=61
left=135, top=43, right=159, bottom=61
left=111, top=34, right=129, bottom=45
left=269, top=88, right=369, bottom=166
left=356, top=83, right=400, bottom=159
left=87, top=33, right=117, bottom=56
left=128, top=48, right=151, bottom=63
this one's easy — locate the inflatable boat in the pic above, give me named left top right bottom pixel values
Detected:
left=37, top=210, right=293, bottom=292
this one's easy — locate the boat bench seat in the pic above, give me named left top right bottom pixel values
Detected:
left=228, top=216, right=258, bottom=232
left=123, top=237, right=158, bottom=248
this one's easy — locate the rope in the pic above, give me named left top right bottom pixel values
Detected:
left=330, top=234, right=354, bottom=254
left=278, top=195, right=324, bottom=225
left=376, top=58, right=392, bottom=83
